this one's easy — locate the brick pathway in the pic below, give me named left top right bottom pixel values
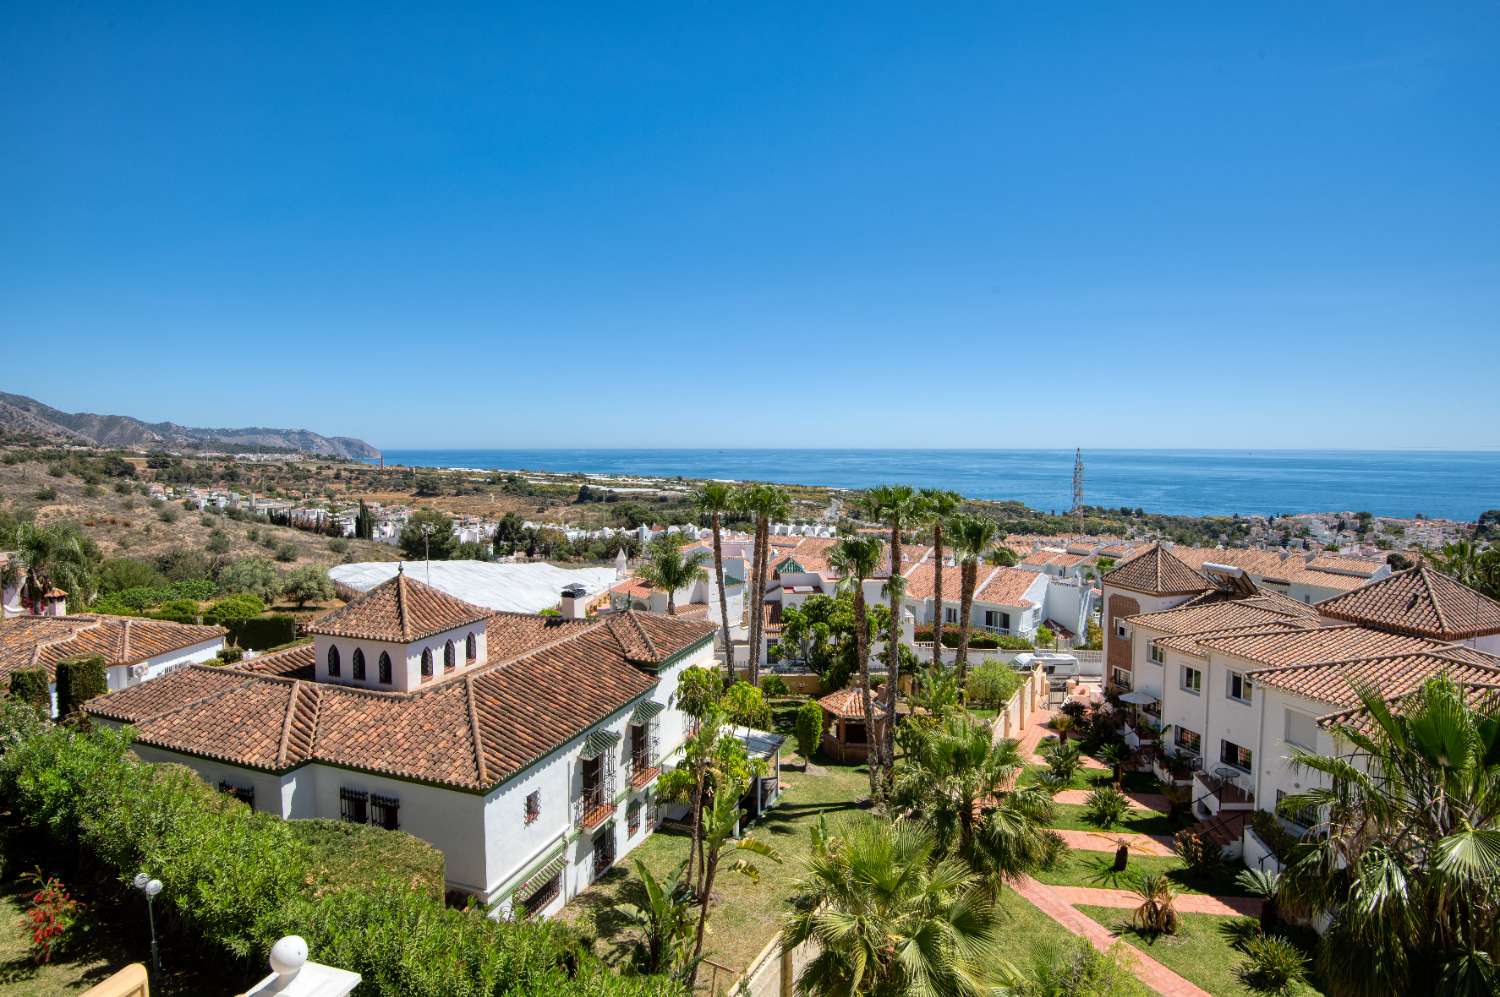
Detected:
left=1043, top=884, right=1261, bottom=917
left=1011, top=875, right=1215, bottom=997
left=1052, top=827, right=1178, bottom=857
left=1053, top=788, right=1171, bottom=813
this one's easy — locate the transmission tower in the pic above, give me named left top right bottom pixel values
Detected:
left=1071, top=448, right=1085, bottom=532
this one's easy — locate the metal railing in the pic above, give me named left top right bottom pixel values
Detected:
left=572, top=767, right=617, bottom=831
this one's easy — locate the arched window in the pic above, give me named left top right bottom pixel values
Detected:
left=420, top=647, right=433, bottom=678
left=352, top=648, right=366, bottom=681
left=378, top=651, right=392, bottom=684
left=444, top=640, right=456, bottom=670
left=327, top=644, right=341, bottom=677
left=465, top=632, right=477, bottom=663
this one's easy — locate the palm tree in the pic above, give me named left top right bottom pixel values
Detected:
left=636, top=536, right=710, bottom=615
left=948, top=514, right=999, bottom=691
left=693, top=482, right=738, bottom=674
left=685, top=783, right=779, bottom=987
left=620, top=858, right=696, bottom=976
left=919, top=489, right=963, bottom=672
left=1276, top=676, right=1500, bottom=997
left=740, top=484, right=790, bottom=687
left=782, top=817, right=1008, bottom=996
left=1, top=522, right=98, bottom=612
left=862, top=484, right=924, bottom=774
left=827, top=534, right=885, bottom=800
left=1234, top=868, right=1283, bottom=935
left=1096, top=742, right=1131, bottom=790
left=1131, top=873, right=1179, bottom=935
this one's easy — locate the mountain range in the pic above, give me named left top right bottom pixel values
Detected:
left=0, top=391, right=380, bottom=460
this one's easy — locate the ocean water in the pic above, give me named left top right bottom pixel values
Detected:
left=370, top=449, right=1500, bottom=522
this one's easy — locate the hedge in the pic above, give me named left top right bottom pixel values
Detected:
left=0, top=718, right=683, bottom=996
left=914, top=628, right=1034, bottom=651
left=226, top=614, right=299, bottom=650
left=7, top=668, right=51, bottom=717
left=55, top=655, right=107, bottom=719
left=289, top=819, right=445, bottom=902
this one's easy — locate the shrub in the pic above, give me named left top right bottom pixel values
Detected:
left=759, top=674, right=789, bottom=697
left=1021, top=937, right=1141, bottom=997
left=1083, top=786, right=1130, bottom=828
left=273, top=541, right=299, bottom=563
left=148, top=598, right=202, bottom=624
left=327, top=537, right=350, bottom=554
left=1043, top=741, right=1082, bottom=783
left=170, top=578, right=217, bottom=601
left=218, top=557, right=281, bottom=601
left=1249, top=809, right=1298, bottom=862
left=966, top=661, right=1024, bottom=708
left=20, top=871, right=85, bottom=963
left=1238, top=934, right=1309, bottom=994
left=204, top=593, right=266, bottom=625
left=215, top=646, right=245, bottom=666
left=34, top=486, right=58, bottom=501
left=207, top=528, right=232, bottom=554
left=158, top=507, right=180, bottom=524
left=54, top=655, right=107, bottom=719
left=720, top=681, right=772, bottom=729
left=7, top=669, right=52, bottom=718
left=225, top=615, right=298, bottom=650
left=1173, top=829, right=1224, bottom=871
left=97, top=557, right=166, bottom=595
left=794, top=700, right=823, bottom=761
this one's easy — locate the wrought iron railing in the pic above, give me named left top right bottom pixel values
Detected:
left=624, top=724, right=660, bottom=786
left=572, top=766, right=616, bottom=830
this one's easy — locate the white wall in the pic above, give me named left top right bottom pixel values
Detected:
left=314, top=624, right=488, bottom=692
left=105, top=637, right=225, bottom=693
left=1157, top=647, right=1210, bottom=756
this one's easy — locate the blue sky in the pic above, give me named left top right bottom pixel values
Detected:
left=3, top=3, right=1498, bottom=450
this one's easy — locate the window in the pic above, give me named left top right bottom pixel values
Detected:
left=218, top=781, right=254, bottom=808
left=370, top=793, right=400, bottom=831
left=627, top=799, right=642, bottom=836
left=525, top=790, right=541, bottom=826
left=339, top=787, right=369, bottom=824
left=421, top=647, right=433, bottom=678
left=1174, top=727, right=1202, bottom=754
left=1149, top=643, right=1164, bottom=664
left=352, top=648, right=366, bottom=681
left=1227, top=671, right=1252, bottom=704
left=943, top=606, right=959, bottom=625
left=327, top=645, right=341, bottom=677
left=378, top=651, right=392, bottom=684
left=520, top=873, right=560, bottom=915
left=1219, top=740, right=1253, bottom=772
left=465, top=632, right=478, bottom=663
left=1180, top=665, right=1202, bottom=694
left=444, top=639, right=456, bottom=670
left=1284, top=709, right=1319, bottom=750
left=1276, top=789, right=1317, bottom=829
left=1111, top=667, right=1133, bottom=690
left=1116, top=621, right=1129, bottom=639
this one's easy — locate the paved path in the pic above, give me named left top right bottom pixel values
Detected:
left=1053, top=788, right=1171, bottom=813
left=1043, top=884, right=1261, bottom=916
left=1009, top=709, right=1109, bottom=770
left=1052, top=827, right=1178, bottom=857
left=1011, top=875, right=1215, bottom=997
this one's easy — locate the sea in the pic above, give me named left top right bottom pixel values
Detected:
left=369, top=449, right=1500, bottom=522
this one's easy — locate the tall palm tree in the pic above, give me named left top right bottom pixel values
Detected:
left=636, top=536, right=709, bottom=615
left=1277, top=676, right=1500, bottom=997
left=948, top=514, right=999, bottom=691
left=919, top=489, right=963, bottom=671
left=693, top=482, right=739, bottom=679
left=740, top=484, right=790, bottom=686
left=828, top=534, right=885, bottom=801
left=1, top=522, right=98, bottom=612
left=782, top=817, right=1008, bottom=996
left=862, top=485, right=923, bottom=776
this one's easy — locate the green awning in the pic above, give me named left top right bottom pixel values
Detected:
left=579, top=728, right=621, bottom=760
left=630, top=700, right=665, bottom=724
left=774, top=557, right=806, bottom=576
left=517, top=851, right=567, bottom=896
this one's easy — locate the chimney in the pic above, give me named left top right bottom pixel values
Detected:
left=560, top=584, right=589, bottom=620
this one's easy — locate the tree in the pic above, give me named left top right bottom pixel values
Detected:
left=493, top=512, right=526, bottom=555
left=782, top=818, right=1008, bottom=996
left=685, top=779, right=779, bottom=988
left=1036, top=625, right=1056, bottom=649
left=720, top=681, right=771, bottom=729
left=692, top=483, right=739, bottom=681
left=794, top=700, right=823, bottom=765
left=217, top=556, right=281, bottom=602
left=354, top=500, right=375, bottom=540
left=0, top=521, right=100, bottom=611
left=1276, top=676, right=1500, bottom=997
left=827, top=534, right=885, bottom=800
left=1430, top=541, right=1500, bottom=600
left=96, top=557, right=166, bottom=596
left=620, top=859, right=696, bottom=977
left=919, top=489, right=963, bottom=673
left=399, top=508, right=457, bottom=562
left=738, top=484, right=790, bottom=687
left=862, top=485, right=923, bottom=786
left=636, top=536, right=709, bottom=616
left=280, top=565, right=334, bottom=609
left=55, top=655, right=107, bottom=720
left=948, top=514, right=999, bottom=691
left=1096, top=741, right=1130, bottom=790
left=674, top=666, right=724, bottom=722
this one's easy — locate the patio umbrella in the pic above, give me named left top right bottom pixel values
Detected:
left=1118, top=691, right=1158, bottom=706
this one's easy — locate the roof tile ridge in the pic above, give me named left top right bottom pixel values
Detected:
left=464, top=673, right=488, bottom=785
left=1419, top=565, right=1454, bottom=633
left=121, top=618, right=133, bottom=661
left=625, top=611, right=659, bottom=659
left=1246, top=646, right=1459, bottom=676
left=303, top=683, right=325, bottom=760
left=396, top=572, right=411, bottom=642
left=975, top=565, right=1002, bottom=594
left=275, top=681, right=301, bottom=767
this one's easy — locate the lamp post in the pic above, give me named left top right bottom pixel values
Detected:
left=132, top=872, right=163, bottom=981
left=420, top=522, right=434, bottom=583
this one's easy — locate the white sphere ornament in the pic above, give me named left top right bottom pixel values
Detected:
left=133, top=872, right=150, bottom=890
left=144, top=879, right=163, bottom=898
left=269, top=935, right=308, bottom=977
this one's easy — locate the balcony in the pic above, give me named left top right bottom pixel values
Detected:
left=573, top=764, right=617, bottom=831
left=1194, top=769, right=1255, bottom=813
left=627, top=752, right=659, bottom=789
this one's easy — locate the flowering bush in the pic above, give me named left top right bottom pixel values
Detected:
left=1173, top=829, right=1224, bottom=871
left=19, top=871, right=83, bottom=963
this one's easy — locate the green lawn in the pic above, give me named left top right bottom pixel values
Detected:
left=1046, top=802, right=1183, bottom=837
left=1076, top=906, right=1325, bottom=997
left=1032, top=850, right=1245, bottom=897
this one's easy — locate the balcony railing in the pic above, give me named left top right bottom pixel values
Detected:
left=572, top=767, right=617, bottom=831
left=1194, top=769, right=1255, bottom=807
left=624, top=725, right=660, bottom=789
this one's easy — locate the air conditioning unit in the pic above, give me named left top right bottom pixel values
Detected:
left=128, top=664, right=149, bottom=681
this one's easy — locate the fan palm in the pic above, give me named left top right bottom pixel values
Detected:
left=828, top=533, right=886, bottom=800
left=919, top=489, right=963, bottom=671
left=693, top=482, right=739, bottom=680
left=1234, top=867, right=1283, bottom=935
left=1096, top=741, right=1131, bottom=789
left=636, top=536, right=710, bottom=615
left=2, top=522, right=98, bottom=611
left=947, top=514, right=999, bottom=690
left=862, top=484, right=924, bottom=773
left=783, top=817, right=1008, bottom=997
left=1276, top=675, right=1500, bottom=997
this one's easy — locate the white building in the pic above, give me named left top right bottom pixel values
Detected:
left=83, top=572, right=719, bottom=918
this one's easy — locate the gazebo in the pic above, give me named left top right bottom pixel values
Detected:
left=817, top=686, right=889, bottom=763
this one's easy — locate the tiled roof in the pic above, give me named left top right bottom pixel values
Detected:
left=1170, top=547, right=1374, bottom=594
left=1102, top=545, right=1208, bottom=596
left=0, top=615, right=225, bottom=682
left=85, top=609, right=715, bottom=791
left=1320, top=680, right=1500, bottom=736
left=1231, top=591, right=1325, bottom=619
left=1154, top=622, right=1311, bottom=655
left=1127, top=600, right=1302, bottom=637
left=975, top=567, right=1046, bottom=608
left=818, top=686, right=889, bottom=720
left=1251, top=648, right=1500, bottom=710
left=1316, top=566, right=1500, bottom=640
left=306, top=571, right=492, bottom=643
left=1305, top=553, right=1387, bottom=578
left=1198, top=625, right=1438, bottom=669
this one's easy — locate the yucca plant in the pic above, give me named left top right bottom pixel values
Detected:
left=1044, top=741, right=1082, bottom=784
left=1131, top=873, right=1179, bottom=936
left=1084, top=786, right=1130, bottom=829
left=1238, top=934, right=1308, bottom=995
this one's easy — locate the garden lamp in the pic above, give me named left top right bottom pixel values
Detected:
left=133, top=872, right=163, bottom=981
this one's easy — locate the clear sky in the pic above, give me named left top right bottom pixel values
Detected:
left=4, top=3, right=1498, bottom=450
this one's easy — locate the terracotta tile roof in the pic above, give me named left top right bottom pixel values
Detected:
left=1102, top=544, right=1209, bottom=596
left=1250, top=648, right=1500, bottom=710
left=240, top=643, right=316, bottom=679
left=1170, top=547, right=1374, bottom=594
left=1127, top=600, right=1304, bottom=637
left=1197, top=625, right=1439, bottom=669
left=85, top=609, right=715, bottom=791
left=1232, top=591, right=1325, bottom=619
left=1154, top=622, right=1312, bottom=655
left=306, top=571, right=491, bottom=643
left=1021, top=550, right=1088, bottom=569
left=0, top=614, right=225, bottom=682
left=818, top=686, right=889, bottom=720
left=975, top=567, right=1046, bottom=608
left=1305, top=553, right=1387, bottom=578
left=1320, top=680, right=1500, bottom=735
left=1316, top=566, right=1500, bottom=640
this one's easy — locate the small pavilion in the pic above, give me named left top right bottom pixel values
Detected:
left=817, top=686, right=889, bottom=763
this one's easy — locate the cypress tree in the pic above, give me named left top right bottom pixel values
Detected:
left=55, top=654, right=108, bottom=719
left=7, top=667, right=52, bottom=718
